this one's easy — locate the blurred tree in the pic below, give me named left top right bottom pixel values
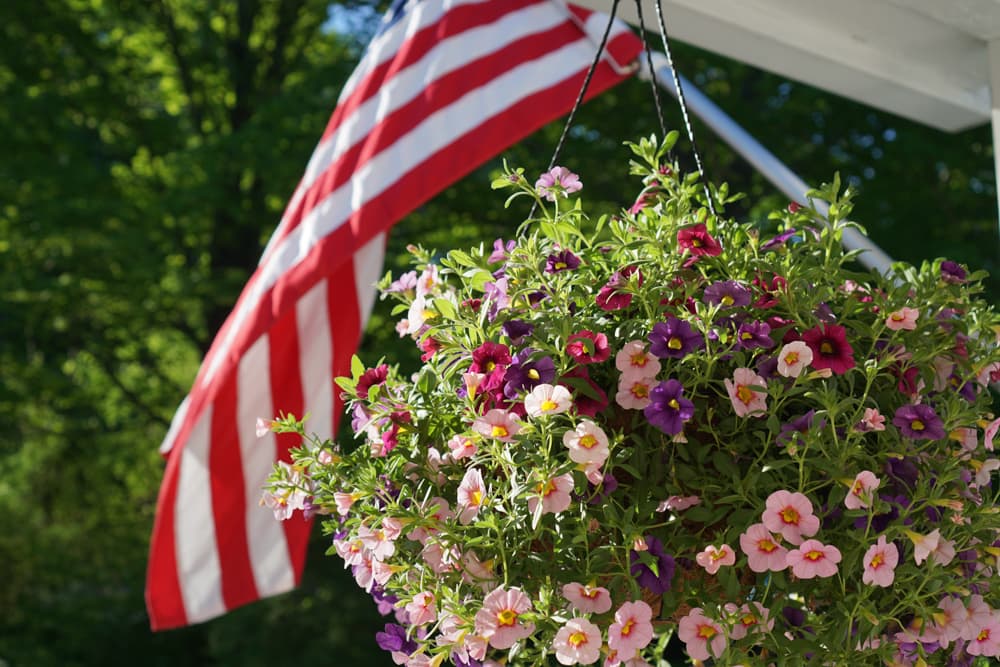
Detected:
left=0, top=1, right=996, bottom=666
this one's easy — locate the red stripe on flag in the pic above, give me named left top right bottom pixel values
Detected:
left=268, top=307, right=311, bottom=584
left=209, top=374, right=259, bottom=610
left=146, top=449, right=187, bottom=630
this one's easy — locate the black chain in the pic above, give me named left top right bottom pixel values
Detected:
left=653, top=0, right=717, bottom=218
left=633, top=0, right=667, bottom=138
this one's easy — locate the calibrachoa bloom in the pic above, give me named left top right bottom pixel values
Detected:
left=546, top=249, right=581, bottom=273
left=607, top=601, right=654, bottom=657
left=474, top=586, right=535, bottom=649
left=648, top=317, right=703, bottom=359
left=893, top=403, right=947, bottom=440
left=801, top=323, right=855, bottom=375
left=615, top=340, right=661, bottom=377
left=862, top=535, right=899, bottom=587
left=457, top=468, right=487, bottom=525
left=739, top=523, right=789, bottom=572
left=472, top=409, right=521, bottom=442
left=845, top=470, right=880, bottom=510
left=776, top=340, right=813, bottom=378
left=724, top=367, right=768, bottom=418
left=886, top=307, right=919, bottom=331
left=616, top=375, right=654, bottom=410
left=786, top=539, right=842, bottom=578
left=566, top=330, right=610, bottom=364
left=677, top=223, right=722, bottom=256
left=643, top=379, right=695, bottom=435
left=536, top=166, right=582, bottom=201
left=677, top=608, right=726, bottom=662
left=527, top=472, right=574, bottom=516
left=762, top=490, right=820, bottom=544
left=630, top=535, right=675, bottom=594
left=704, top=280, right=752, bottom=308
left=696, top=544, right=736, bottom=574
left=909, top=528, right=956, bottom=566
left=562, top=582, right=612, bottom=614
left=524, top=383, right=573, bottom=417
left=562, top=419, right=610, bottom=466
left=552, top=618, right=602, bottom=665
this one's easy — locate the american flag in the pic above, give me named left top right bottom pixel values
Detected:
left=146, top=0, right=641, bottom=630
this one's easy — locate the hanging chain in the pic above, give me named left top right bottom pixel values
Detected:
left=633, top=0, right=667, bottom=138
left=652, top=0, right=717, bottom=218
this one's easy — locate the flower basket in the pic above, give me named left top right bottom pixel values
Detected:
left=266, top=134, right=1000, bottom=666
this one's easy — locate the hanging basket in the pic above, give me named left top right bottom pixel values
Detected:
left=266, top=134, right=1000, bottom=666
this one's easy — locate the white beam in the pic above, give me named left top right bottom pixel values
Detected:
left=988, top=40, right=1000, bottom=225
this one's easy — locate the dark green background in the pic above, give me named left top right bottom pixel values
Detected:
left=1, top=1, right=996, bottom=664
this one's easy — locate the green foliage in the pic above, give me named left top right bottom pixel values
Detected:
left=0, top=1, right=997, bottom=665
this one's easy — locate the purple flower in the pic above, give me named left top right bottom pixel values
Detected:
left=736, top=320, right=774, bottom=350
left=503, top=349, right=555, bottom=399
left=643, top=379, right=695, bottom=435
left=483, top=276, right=510, bottom=321
left=940, top=260, right=967, bottom=284
left=777, top=410, right=824, bottom=449
left=501, top=319, right=534, bottom=344
left=535, top=166, right=582, bottom=201
left=813, top=302, right=837, bottom=323
left=375, top=623, right=418, bottom=656
left=892, top=404, right=946, bottom=440
left=545, top=249, right=581, bottom=273
left=386, top=270, right=418, bottom=294
left=756, top=354, right=779, bottom=380
left=488, top=238, right=516, bottom=264
left=886, top=457, right=919, bottom=492
left=648, top=317, right=704, bottom=359
left=372, top=585, right=398, bottom=616
left=703, top=280, right=751, bottom=308
left=761, top=228, right=798, bottom=250
left=629, top=535, right=675, bottom=594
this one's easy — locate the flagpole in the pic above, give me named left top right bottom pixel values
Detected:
left=639, top=53, right=895, bottom=275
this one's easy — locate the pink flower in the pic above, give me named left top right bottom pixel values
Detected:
left=857, top=407, right=886, bottom=432
left=862, top=535, right=899, bottom=587
left=525, top=383, right=574, bottom=418
left=528, top=473, right=574, bottom=516
left=985, top=417, right=1000, bottom=451
left=845, top=470, right=880, bottom=510
left=724, top=367, right=768, bottom=417
left=474, top=586, right=536, bottom=649
left=909, top=528, right=956, bottom=566
left=563, top=419, right=610, bottom=466
left=762, top=490, right=820, bottom=545
left=457, top=468, right=487, bottom=525
left=255, top=417, right=272, bottom=438
left=615, top=375, right=654, bottom=410
left=552, top=618, right=603, bottom=665
left=677, top=608, right=726, bottom=662
left=776, top=341, right=813, bottom=378
left=886, top=307, right=919, bottom=331
left=447, top=434, right=477, bottom=460
left=536, top=166, right=582, bottom=201
left=608, top=601, right=654, bottom=657
left=334, top=491, right=361, bottom=516
left=472, top=409, right=521, bottom=442
left=968, top=614, right=1000, bottom=657
left=358, top=524, right=396, bottom=561
left=561, top=582, right=612, bottom=615
left=656, top=495, right=701, bottom=512
left=786, top=539, right=842, bottom=578
left=677, top=223, right=722, bottom=257
left=695, top=544, right=736, bottom=574
left=566, top=330, right=611, bottom=364
left=739, top=523, right=789, bottom=572
left=615, top=341, right=661, bottom=377
left=405, top=591, right=437, bottom=626
left=724, top=602, right=772, bottom=640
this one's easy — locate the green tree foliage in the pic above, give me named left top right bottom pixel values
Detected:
left=0, top=1, right=996, bottom=665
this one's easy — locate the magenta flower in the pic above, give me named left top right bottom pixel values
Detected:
left=801, top=324, right=855, bottom=375
left=535, top=166, right=582, bottom=201
left=703, top=280, right=752, bottom=308
left=940, top=260, right=967, bottom=284
left=648, top=317, right=703, bottom=359
left=893, top=403, right=946, bottom=440
left=862, top=535, right=899, bottom=587
left=786, top=539, right=842, bottom=578
left=470, top=341, right=511, bottom=392
left=643, top=379, right=695, bottom=435
left=596, top=266, right=643, bottom=311
left=357, top=364, right=390, bottom=399
left=566, top=330, right=610, bottom=364
left=676, top=223, right=722, bottom=257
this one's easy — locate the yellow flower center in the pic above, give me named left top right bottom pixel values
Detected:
left=697, top=624, right=718, bottom=639
left=492, top=425, right=509, bottom=438
left=497, top=609, right=517, bottom=627
left=620, top=619, right=635, bottom=637
left=555, top=261, right=567, bottom=270
left=668, top=336, right=683, bottom=350
left=541, top=399, right=558, bottom=412
left=471, top=490, right=483, bottom=506
left=692, top=238, right=703, bottom=248
left=485, top=361, right=496, bottom=371
left=582, top=587, right=600, bottom=599
left=780, top=507, right=800, bottom=525
left=978, top=628, right=990, bottom=642
left=820, top=341, right=834, bottom=355
left=805, top=549, right=823, bottom=562
left=911, top=420, right=925, bottom=431
left=736, top=385, right=754, bottom=404
left=668, top=398, right=680, bottom=409
left=758, top=538, right=777, bottom=553
left=784, top=351, right=799, bottom=365
left=580, top=435, right=597, bottom=449
left=630, top=352, right=648, bottom=366
left=569, top=631, right=588, bottom=647
left=527, top=368, right=540, bottom=380
left=741, top=331, right=753, bottom=341
left=870, top=553, right=884, bottom=569
left=632, top=384, right=649, bottom=399
left=740, top=614, right=757, bottom=628
left=721, top=295, right=734, bottom=306
left=892, top=313, right=905, bottom=322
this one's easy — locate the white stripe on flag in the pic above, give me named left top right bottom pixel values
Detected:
left=204, top=36, right=594, bottom=387
left=160, top=393, right=190, bottom=455
left=174, top=407, right=224, bottom=623
left=296, top=280, right=334, bottom=441
left=237, top=334, right=295, bottom=598
left=354, top=233, right=386, bottom=332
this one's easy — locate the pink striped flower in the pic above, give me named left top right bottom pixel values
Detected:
left=739, top=523, right=788, bottom=572
left=472, top=408, right=522, bottom=441
left=405, top=591, right=437, bottom=626
left=724, top=367, right=768, bottom=417
left=886, top=307, right=919, bottom=331
left=677, top=608, right=726, bottom=662
left=474, top=586, right=536, bottom=649
left=967, top=610, right=1000, bottom=657
left=762, top=490, right=820, bottom=545
left=786, top=539, right=842, bottom=579
left=561, top=582, right=612, bottom=615
left=695, top=544, right=736, bottom=574
left=845, top=470, right=880, bottom=510
left=862, top=535, right=898, bottom=587
left=608, top=600, right=654, bottom=657
left=552, top=618, right=603, bottom=665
